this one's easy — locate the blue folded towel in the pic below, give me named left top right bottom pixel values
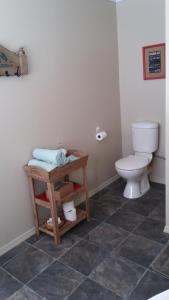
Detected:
left=29, top=149, right=78, bottom=171
left=65, top=154, right=78, bottom=164
left=33, top=148, right=67, bottom=165
left=28, top=159, right=57, bottom=172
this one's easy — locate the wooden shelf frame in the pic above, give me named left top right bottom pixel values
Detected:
left=24, top=149, right=90, bottom=245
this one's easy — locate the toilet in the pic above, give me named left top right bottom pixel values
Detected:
left=115, top=121, right=159, bottom=199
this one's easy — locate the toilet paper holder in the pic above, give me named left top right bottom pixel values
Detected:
left=95, top=126, right=108, bottom=141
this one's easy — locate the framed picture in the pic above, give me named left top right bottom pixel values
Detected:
left=142, top=43, right=165, bottom=80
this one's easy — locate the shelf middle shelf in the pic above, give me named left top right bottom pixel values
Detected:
left=35, top=182, right=84, bottom=207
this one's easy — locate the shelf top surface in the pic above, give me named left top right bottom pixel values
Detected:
left=24, top=149, right=88, bottom=181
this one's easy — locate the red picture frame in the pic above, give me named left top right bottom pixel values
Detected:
left=142, top=43, right=165, bottom=80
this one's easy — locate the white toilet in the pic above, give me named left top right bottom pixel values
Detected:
left=115, top=121, right=159, bottom=199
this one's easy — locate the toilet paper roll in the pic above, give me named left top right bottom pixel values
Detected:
left=96, top=131, right=107, bottom=141
left=63, top=201, right=75, bottom=213
left=64, top=208, right=77, bottom=222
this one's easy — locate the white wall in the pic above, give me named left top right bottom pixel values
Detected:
left=0, top=0, right=121, bottom=251
left=116, top=0, right=165, bottom=184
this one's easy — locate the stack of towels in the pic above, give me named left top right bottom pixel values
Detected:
left=28, top=148, right=78, bottom=172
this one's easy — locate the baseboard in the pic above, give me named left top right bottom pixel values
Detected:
left=0, top=174, right=119, bottom=256
left=89, top=174, right=119, bottom=198
left=76, top=174, right=119, bottom=205
left=164, top=225, right=169, bottom=234
left=0, top=227, right=35, bottom=256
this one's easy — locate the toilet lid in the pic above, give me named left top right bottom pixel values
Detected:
left=115, top=155, right=148, bottom=171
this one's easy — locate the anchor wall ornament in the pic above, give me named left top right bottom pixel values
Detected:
left=0, top=45, right=28, bottom=77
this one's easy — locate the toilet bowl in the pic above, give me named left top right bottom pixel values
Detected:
left=115, top=155, right=150, bottom=199
left=115, top=120, right=159, bottom=199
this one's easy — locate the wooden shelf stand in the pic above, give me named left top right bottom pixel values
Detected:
left=24, top=149, right=90, bottom=245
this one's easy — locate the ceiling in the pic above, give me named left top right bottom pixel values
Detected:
left=109, top=0, right=125, bottom=3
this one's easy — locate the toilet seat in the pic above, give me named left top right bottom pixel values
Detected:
left=115, top=155, right=149, bottom=171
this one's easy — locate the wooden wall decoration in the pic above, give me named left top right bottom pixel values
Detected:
left=0, top=45, right=28, bottom=77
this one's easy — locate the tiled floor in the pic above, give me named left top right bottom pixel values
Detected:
left=0, top=179, right=169, bottom=300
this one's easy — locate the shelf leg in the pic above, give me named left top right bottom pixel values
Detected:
left=28, top=177, right=40, bottom=237
left=64, top=175, right=69, bottom=181
left=47, top=182, right=60, bottom=245
left=83, top=166, right=90, bottom=221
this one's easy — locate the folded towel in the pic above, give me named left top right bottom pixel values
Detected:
left=33, top=148, right=67, bottom=165
left=28, top=159, right=57, bottom=172
left=64, top=154, right=78, bottom=164
left=28, top=155, right=78, bottom=172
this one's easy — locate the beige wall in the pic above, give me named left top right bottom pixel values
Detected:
left=165, top=0, right=169, bottom=230
left=0, top=0, right=121, bottom=250
left=116, top=0, right=165, bottom=183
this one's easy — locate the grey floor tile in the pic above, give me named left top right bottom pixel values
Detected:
left=90, top=255, right=145, bottom=298
left=150, top=182, right=165, bottom=191
left=25, top=233, right=45, bottom=245
left=0, top=267, right=22, bottom=300
left=143, top=186, right=165, bottom=199
left=106, top=179, right=125, bottom=194
left=134, top=218, right=169, bottom=244
left=92, top=179, right=125, bottom=201
left=7, top=286, right=43, bottom=300
left=90, top=201, right=116, bottom=221
left=3, top=245, right=54, bottom=283
left=129, top=270, right=169, bottom=300
left=106, top=208, right=145, bottom=232
left=103, top=189, right=126, bottom=203
left=0, top=181, right=164, bottom=300
left=69, top=218, right=100, bottom=237
left=86, top=222, right=129, bottom=252
left=117, top=233, right=163, bottom=267
left=149, top=201, right=165, bottom=223
left=34, top=233, right=81, bottom=258
left=28, top=260, right=84, bottom=300
left=0, top=242, right=30, bottom=266
left=59, top=239, right=108, bottom=275
left=90, top=199, right=123, bottom=222
left=91, top=188, right=108, bottom=201
left=68, top=278, right=122, bottom=300
left=152, top=245, right=169, bottom=278
left=123, top=192, right=160, bottom=216
left=91, top=188, right=126, bottom=222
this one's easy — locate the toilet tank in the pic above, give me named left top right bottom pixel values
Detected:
left=132, top=121, right=159, bottom=153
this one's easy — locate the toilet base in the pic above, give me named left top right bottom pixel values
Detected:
left=123, top=172, right=150, bottom=199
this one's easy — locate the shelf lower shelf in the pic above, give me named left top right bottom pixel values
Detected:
left=39, top=209, right=87, bottom=237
